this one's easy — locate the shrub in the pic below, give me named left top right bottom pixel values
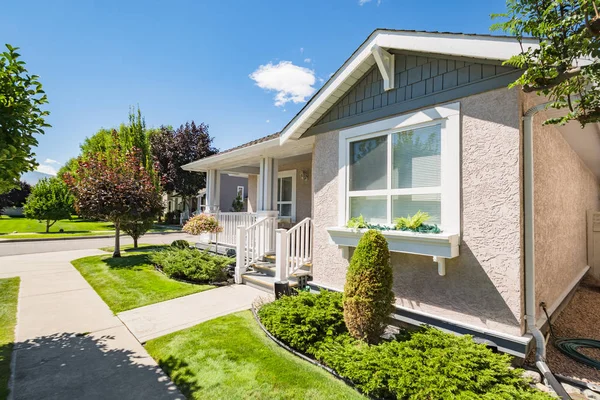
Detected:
left=150, top=247, right=232, bottom=283
left=343, top=229, right=394, bottom=344
left=258, top=291, right=347, bottom=355
left=182, top=213, right=222, bottom=235
left=316, top=328, right=551, bottom=400
left=170, top=239, right=189, bottom=249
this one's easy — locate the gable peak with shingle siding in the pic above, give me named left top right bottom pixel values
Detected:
left=308, top=52, right=519, bottom=135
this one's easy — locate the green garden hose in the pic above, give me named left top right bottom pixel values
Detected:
left=543, top=304, right=600, bottom=370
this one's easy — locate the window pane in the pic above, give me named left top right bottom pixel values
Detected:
left=392, top=125, right=441, bottom=189
left=279, top=177, right=293, bottom=202
left=350, top=196, right=387, bottom=224
left=278, top=203, right=292, bottom=218
left=392, top=194, right=441, bottom=225
left=349, top=136, right=387, bottom=191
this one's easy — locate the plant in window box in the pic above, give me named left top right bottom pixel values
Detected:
left=394, top=211, right=441, bottom=234
left=346, top=215, right=368, bottom=230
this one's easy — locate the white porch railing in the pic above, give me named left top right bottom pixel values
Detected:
left=275, top=218, right=314, bottom=281
left=235, top=216, right=278, bottom=283
left=214, top=212, right=257, bottom=247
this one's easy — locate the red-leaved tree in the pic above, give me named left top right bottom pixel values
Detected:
left=65, top=131, right=163, bottom=257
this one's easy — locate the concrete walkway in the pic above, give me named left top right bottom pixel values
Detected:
left=118, top=285, right=270, bottom=342
left=0, top=250, right=183, bottom=400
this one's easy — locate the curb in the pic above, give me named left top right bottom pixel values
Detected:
left=0, top=230, right=184, bottom=243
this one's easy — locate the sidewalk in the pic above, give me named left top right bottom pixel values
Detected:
left=118, top=285, right=270, bottom=342
left=0, top=250, right=183, bottom=400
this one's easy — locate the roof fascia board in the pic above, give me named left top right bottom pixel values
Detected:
left=279, top=29, right=538, bottom=144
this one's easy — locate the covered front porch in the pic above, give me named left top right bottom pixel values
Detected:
left=182, top=134, right=315, bottom=290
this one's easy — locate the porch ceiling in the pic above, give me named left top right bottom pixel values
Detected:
left=182, top=136, right=314, bottom=173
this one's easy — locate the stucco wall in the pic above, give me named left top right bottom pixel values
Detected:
left=278, top=159, right=313, bottom=222
left=312, top=87, right=524, bottom=336
left=531, top=106, right=600, bottom=319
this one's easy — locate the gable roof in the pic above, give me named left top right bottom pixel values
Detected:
left=279, top=29, right=539, bottom=144
left=218, top=132, right=280, bottom=155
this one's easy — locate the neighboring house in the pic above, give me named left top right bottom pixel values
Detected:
left=164, top=174, right=249, bottom=222
left=182, top=29, right=600, bottom=358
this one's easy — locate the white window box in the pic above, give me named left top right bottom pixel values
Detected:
left=327, top=227, right=460, bottom=275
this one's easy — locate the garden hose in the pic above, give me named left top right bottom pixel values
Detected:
left=542, top=304, right=600, bottom=370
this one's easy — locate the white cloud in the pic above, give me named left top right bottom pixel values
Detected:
left=304, top=58, right=312, bottom=63
left=359, top=0, right=381, bottom=5
left=36, top=164, right=58, bottom=176
left=318, top=77, right=325, bottom=84
left=300, top=47, right=304, bottom=54
left=250, top=61, right=316, bottom=107
left=44, top=158, right=61, bottom=165
left=266, top=119, right=270, bottom=123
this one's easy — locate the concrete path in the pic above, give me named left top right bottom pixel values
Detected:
left=0, top=250, right=183, bottom=400
left=0, top=232, right=196, bottom=257
left=118, top=285, right=270, bottom=342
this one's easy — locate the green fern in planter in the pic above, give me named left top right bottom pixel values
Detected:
left=346, top=215, right=368, bottom=230
left=394, top=210, right=430, bottom=231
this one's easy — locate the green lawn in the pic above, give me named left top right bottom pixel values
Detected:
left=0, top=277, right=20, bottom=400
left=145, top=311, right=365, bottom=400
left=71, top=247, right=212, bottom=313
left=0, top=216, right=180, bottom=240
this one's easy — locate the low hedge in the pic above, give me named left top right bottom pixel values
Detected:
left=258, top=292, right=552, bottom=400
left=150, top=247, right=233, bottom=283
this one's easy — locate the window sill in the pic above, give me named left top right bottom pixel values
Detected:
left=326, top=227, right=460, bottom=259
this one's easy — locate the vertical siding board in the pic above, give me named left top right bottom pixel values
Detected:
left=433, top=75, right=443, bottom=91
left=373, top=94, right=382, bottom=109
left=482, top=64, right=496, bottom=78
left=407, top=66, right=422, bottom=85
left=470, top=64, right=483, bottom=81
left=422, top=62, right=431, bottom=80
left=362, top=96, right=374, bottom=112
left=406, top=55, right=417, bottom=69
left=443, top=70, right=458, bottom=90
left=412, top=80, right=426, bottom=98
left=438, top=59, right=447, bottom=74
left=431, top=60, right=438, bottom=76
left=425, top=77, right=434, bottom=94
left=457, top=66, right=470, bottom=85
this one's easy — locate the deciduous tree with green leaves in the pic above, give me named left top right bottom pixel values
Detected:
left=0, top=44, right=50, bottom=193
left=23, top=178, right=73, bottom=233
left=493, top=0, right=600, bottom=125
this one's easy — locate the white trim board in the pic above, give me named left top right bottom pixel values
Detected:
left=280, top=30, right=538, bottom=143
left=277, top=170, right=297, bottom=222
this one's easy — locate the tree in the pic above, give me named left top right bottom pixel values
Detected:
left=230, top=194, right=244, bottom=212
left=493, top=0, right=600, bottom=126
left=23, top=178, right=73, bottom=233
left=122, top=219, right=154, bottom=249
left=0, top=44, right=50, bottom=193
left=65, top=134, right=163, bottom=257
left=150, top=121, right=217, bottom=210
left=0, top=180, right=31, bottom=212
left=343, top=230, right=394, bottom=344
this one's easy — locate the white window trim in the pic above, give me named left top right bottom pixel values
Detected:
left=337, top=102, right=460, bottom=234
left=277, top=170, right=297, bottom=222
left=236, top=185, right=244, bottom=200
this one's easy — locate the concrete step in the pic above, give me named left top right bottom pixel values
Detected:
left=241, top=272, right=300, bottom=293
left=250, top=262, right=311, bottom=278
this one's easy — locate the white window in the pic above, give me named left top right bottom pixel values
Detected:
left=277, top=170, right=296, bottom=221
left=338, top=103, right=460, bottom=233
left=236, top=185, right=244, bottom=200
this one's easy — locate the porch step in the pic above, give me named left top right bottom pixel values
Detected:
left=242, top=272, right=300, bottom=293
left=250, top=261, right=311, bottom=278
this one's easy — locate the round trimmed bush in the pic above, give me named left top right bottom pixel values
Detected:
left=170, top=239, right=189, bottom=249
left=343, top=229, right=394, bottom=344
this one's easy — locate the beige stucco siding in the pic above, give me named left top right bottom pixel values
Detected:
left=312, top=87, right=524, bottom=336
left=531, top=106, right=600, bottom=320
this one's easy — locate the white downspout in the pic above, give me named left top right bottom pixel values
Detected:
left=523, top=102, right=571, bottom=399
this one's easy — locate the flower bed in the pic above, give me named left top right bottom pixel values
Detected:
left=257, top=291, right=552, bottom=400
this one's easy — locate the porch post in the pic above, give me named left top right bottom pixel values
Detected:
left=205, top=169, right=221, bottom=214
left=257, top=157, right=279, bottom=219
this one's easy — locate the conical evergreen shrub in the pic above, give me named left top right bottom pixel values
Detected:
left=343, top=229, right=394, bottom=343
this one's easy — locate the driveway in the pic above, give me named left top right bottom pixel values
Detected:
left=0, top=249, right=183, bottom=400
left=0, top=232, right=197, bottom=256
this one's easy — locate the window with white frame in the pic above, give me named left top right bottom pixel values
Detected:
left=236, top=185, right=244, bottom=200
left=339, top=103, right=460, bottom=233
left=277, top=170, right=296, bottom=221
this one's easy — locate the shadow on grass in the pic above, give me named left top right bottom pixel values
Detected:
left=8, top=332, right=194, bottom=399
left=102, top=253, right=153, bottom=270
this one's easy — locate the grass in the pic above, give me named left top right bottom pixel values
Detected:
left=0, top=277, right=20, bottom=400
left=0, top=216, right=180, bottom=240
left=71, top=247, right=212, bottom=313
left=145, top=311, right=365, bottom=400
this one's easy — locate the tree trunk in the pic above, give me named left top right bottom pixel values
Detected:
left=46, top=220, right=50, bottom=233
left=133, top=236, right=138, bottom=249
left=113, top=221, right=121, bottom=258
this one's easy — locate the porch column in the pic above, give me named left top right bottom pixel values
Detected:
left=257, top=157, right=279, bottom=219
left=205, top=169, right=221, bottom=213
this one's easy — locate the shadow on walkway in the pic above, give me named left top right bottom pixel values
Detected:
left=10, top=331, right=193, bottom=400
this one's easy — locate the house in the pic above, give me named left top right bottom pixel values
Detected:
left=182, top=29, right=600, bottom=358
left=163, top=174, right=249, bottom=224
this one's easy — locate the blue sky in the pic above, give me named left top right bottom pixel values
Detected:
left=1, top=0, right=508, bottom=175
